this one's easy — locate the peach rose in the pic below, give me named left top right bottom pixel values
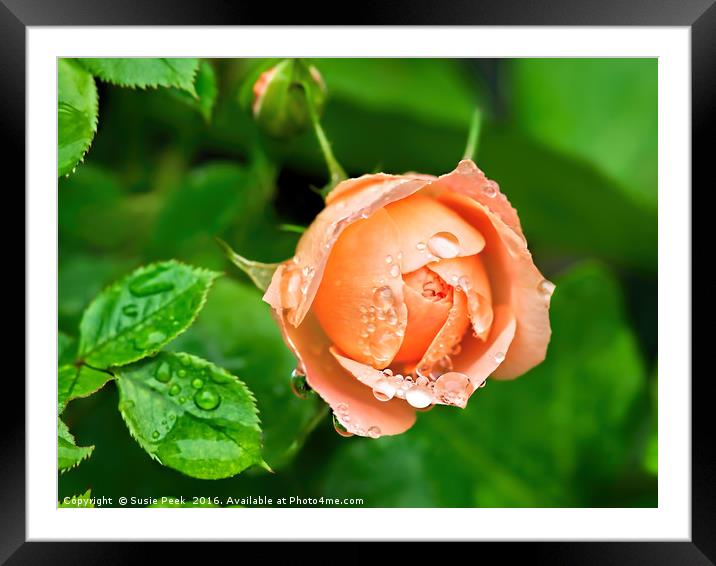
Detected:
left=264, top=159, right=554, bottom=438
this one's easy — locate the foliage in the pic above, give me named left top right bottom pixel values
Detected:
left=58, top=57, right=657, bottom=508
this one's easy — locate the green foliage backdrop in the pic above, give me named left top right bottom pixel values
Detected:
left=58, top=58, right=657, bottom=507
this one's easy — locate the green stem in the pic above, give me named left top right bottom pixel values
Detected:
left=283, top=403, right=330, bottom=461
left=300, top=78, right=346, bottom=198
left=462, top=108, right=483, bottom=161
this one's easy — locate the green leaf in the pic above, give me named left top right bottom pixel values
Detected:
left=319, top=263, right=649, bottom=507
left=58, top=419, right=94, bottom=473
left=511, top=58, right=657, bottom=208
left=171, top=60, right=218, bottom=122
left=169, top=278, right=321, bottom=468
left=78, top=261, right=220, bottom=368
left=78, top=58, right=200, bottom=96
left=115, top=352, right=262, bottom=479
left=59, top=488, right=94, bottom=508
left=58, top=364, right=114, bottom=411
left=218, top=239, right=279, bottom=292
left=58, top=332, right=77, bottom=367
left=58, top=59, right=98, bottom=177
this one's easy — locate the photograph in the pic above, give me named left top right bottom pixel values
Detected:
left=56, top=56, right=658, bottom=510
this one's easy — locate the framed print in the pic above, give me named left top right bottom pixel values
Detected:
left=5, top=0, right=708, bottom=560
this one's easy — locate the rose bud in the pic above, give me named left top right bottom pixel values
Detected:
left=251, top=59, right=326, bottom=139
left=264, top=159, right=554, bottom=438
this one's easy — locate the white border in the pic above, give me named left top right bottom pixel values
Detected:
left=28, top=27, right=690, bottom=541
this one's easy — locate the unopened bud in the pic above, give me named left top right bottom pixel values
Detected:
left=251, top=59, right=326, bottom=139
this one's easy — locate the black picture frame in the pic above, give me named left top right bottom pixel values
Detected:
left=5, top=0, right=706, bottom=561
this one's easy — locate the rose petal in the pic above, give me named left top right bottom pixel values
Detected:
left=384, top=193, right=486, bottom=272
left=330, top=346, right=385, bottom=388
left=452, top=304, right=517, bottom=389
left=311, top=208, right=407, bottom=369
left=264, top=174, right=431, bottom=327
left=273, top=309, right=416, bottom=437
left=415, top=288, right=471, bottom=377
left=438, top=191, right=553, bottom=379
left=393, top=279, right=451, bottom=364
left=430, top=159, right=525, bottom=241
left=427, top=255, right=493, bottom=340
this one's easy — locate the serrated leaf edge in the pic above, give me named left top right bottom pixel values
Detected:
left=78, top=260, right=222, bottom=368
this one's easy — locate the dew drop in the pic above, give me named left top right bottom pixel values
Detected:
left=494, top=351, right=506, bottom=363
left=416, top=242, right=427, bottom=251
left=177, top=369, right=187, bottom=378
left=152, top=431, right=160, bottom=439
left=136, top=330, right=167, bottom=350
left=373, top=286, right=394, bottom=310
left=129, top=269, right=175, bottom=297
left=372, top=377, right=396, bottom=402
left=457, top=159, right=478, bottom=175
left=333, top=414, right=354, bottom=437
left=193, top=388, right=221, bottom=411
left=336, top=402, right=349, bottom=415
left=369, top=329, right=401, bottom=364
left=367, top=426, right=381, bottom=439
left=290, top=369, right=313, bottom=399
left=385, top=255, right=393, bottom=264
left=405, top=386, right=433, bottom=409
left=538, top=279, right=556, bottom=298
left=122, top=304, right=139, bottom=317
left=434, top=372, right=472, bottom=407
left=191, top=378, right=204, bottom=389
left=427, top=232, right=460, bottom=259
left=154, top=361, right=172, bottom=383
left=389, top=264, right=400, bottom=278
left=168, top=384, right=181, bottom=396
left=482, top=180, right=498, bottom=198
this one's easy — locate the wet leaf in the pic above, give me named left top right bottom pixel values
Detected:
left=58, top=59, right=98, bottom=177
left=78, top=58, right=200, bottom=96
left=58, top=419, right=94, bottom=473
left=219, top=239, right=279, bottom=292
left=115, top=352, right=262, bottom=479
left=78, top=261, right=219, bottom=368
left=169, top=278, right=320, bottom=468
left=58, top=364, right=114, bottom=412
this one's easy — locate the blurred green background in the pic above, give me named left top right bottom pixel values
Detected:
left=59, top=58, right=657, bottom=507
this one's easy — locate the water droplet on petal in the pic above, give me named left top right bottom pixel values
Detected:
left=385, top=255, right=393, bottom=264
left=372, top=377, right=396, bottom=401
left=290, top=369, right=313, bottom=399
left=336, top=402, right=349, bottom=415
left=494, top=351, right=506, bottom=363
left=367, top=426, right=381, bottom=439
left=416, top=242, right=426, bottom=251
left=154, top=361, right=172, bottom=383
left=427, top=232, right=460, bottom=259
left=369, top=329, right=401, bottom=364
left=193, top=388, right=221, bottom=411
left=434, top=372, right=472, bottom=407
left=373, top=286, right=394, bottom=310
left=406, top=386, right=433, bottom=409
left=538, top=279, right=556, bottom=298
left=457, top=159, right=478, bottom=175
left=333, top=414, right=354, bottom=437
left=389, top=264, right=400, bottom=278
left=482, top=180, right=498, bottom=198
